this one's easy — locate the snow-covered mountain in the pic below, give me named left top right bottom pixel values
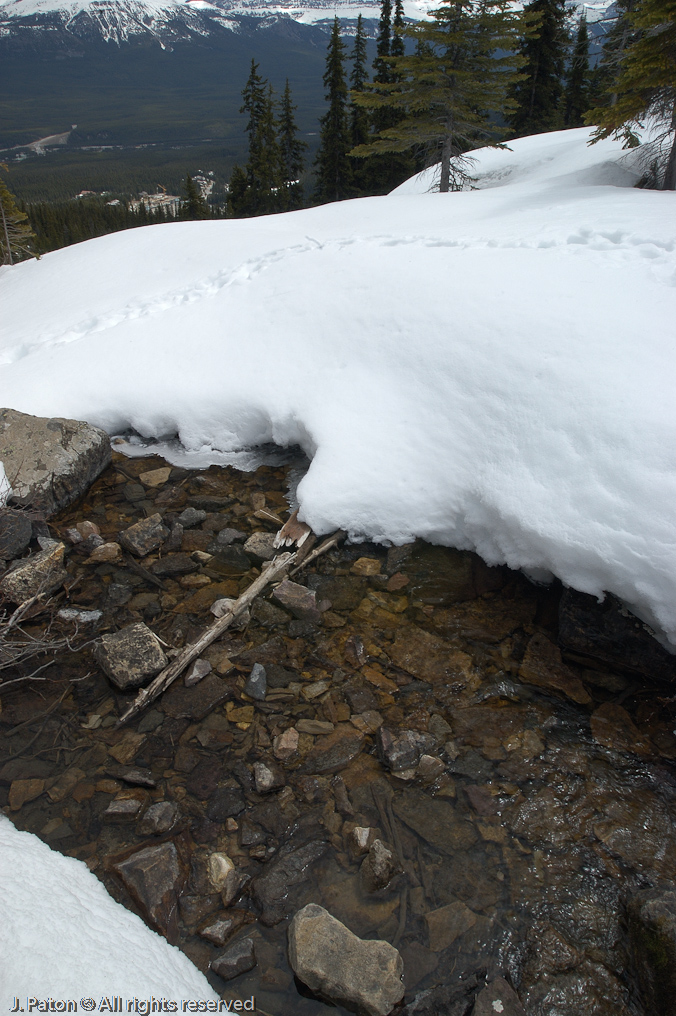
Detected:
left=0, top=0, right=413, bottom=42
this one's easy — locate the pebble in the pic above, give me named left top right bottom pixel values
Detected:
left=211, top=937, right=256, bottom=982
left=273, top=727, right=299, bottom=761
left=184, top=658, right=212, bottom=687
left=178, top=507, right=208, bottom=528
left=138, top=801, right=179, bottom=835
left=243, top=662, right=267, bottom=701
left=93, top=622, right=168, bottom=690
left=118, top=513, right=169, bottom=556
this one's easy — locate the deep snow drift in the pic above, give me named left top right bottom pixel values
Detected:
left=1, top=127, right=675, bottom=645
left=0, top=816, right=218, bottom=1003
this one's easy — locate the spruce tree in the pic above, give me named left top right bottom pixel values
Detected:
left=0, top=168, right=36, bottom=264
left=315, top=18, right=352, bottom=203
left=391, top=0, right=406, bottom=58
left=564, top=14, right=590, bottom=126
left=227, top=165, right=249, bottom=217
left=586, top=0, right=676, bottom=188
left=351, top=0, right=524, bottom=192
left=278, top=79, right=307, bottom=210
left=349, top=15, right=372, bottom=194
left=508, top=0, right=568, bottom=136
left=180, top=173, right=209, bottom=219
left=232, top=62, right=283, bottom=215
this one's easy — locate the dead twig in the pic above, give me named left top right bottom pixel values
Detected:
left=117, top=551, right=296, bottom=726
left=289, top=530, right=344, bottom=577
left=122, top=553, right=167, bottom=591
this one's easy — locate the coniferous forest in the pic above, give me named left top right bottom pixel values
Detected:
left=2, top=0, right=674, bottom=265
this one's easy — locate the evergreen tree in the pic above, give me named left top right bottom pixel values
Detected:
left=180, top=173, right=209, bottom=219
left=391, top=0, right=406, bottom=58
left=564, top=14, right=590, bottom=125
left=589, top=0, right=640, bottom=110
left=278, top=79, right=307, bottom=210
left=508, top=0, right=568, bottom=136
left=351, top=0, right=524, bottom=192
left=586, top=0, right=676, bottom=189
left=232, top=62, right=283, bottom=215
left=349, top=15, right=372, bottom=193
left=227, top=165, right=249, bottom=217
left=374, top=0, right=393, bottom=86
left=315, top=18, right=352, bottom=202
left=0, top=168, right=36, bottom=264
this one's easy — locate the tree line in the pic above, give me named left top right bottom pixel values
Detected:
left=1, top=0, right=673, bottom=262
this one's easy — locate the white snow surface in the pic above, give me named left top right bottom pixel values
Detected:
left=1, top=127, right=676, bottom=643
left=0, top=816, right=219, bottom=1001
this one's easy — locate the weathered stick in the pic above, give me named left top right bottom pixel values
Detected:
left=116, top=551, right=295, bottom=726
left=289, top=530, right=344, bottom=577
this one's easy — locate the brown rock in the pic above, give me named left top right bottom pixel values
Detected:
left=425, top=901, right=477, bottom=951
left=119, top=514, right=169, bottom=557
left=113, top=841, right=186, bottom=939
left=162, top=673, right=234, bottom=720
left=389, top=627, right=474, bottom=685
left=519, top=632, right=591, bottom=705
left=9, top=778, right=44, bottom=810
left=93, top=622, right=167, bottom=691
left=590, top=702, right=652, bottom=756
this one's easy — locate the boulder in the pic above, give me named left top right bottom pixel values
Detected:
left=288, top=903, right=404, bottom=1016
left=0, top=408, right=111, bottom=516
left=93, top=622, right=167, bottom=690
left=0, top=542, right=68, bottom=602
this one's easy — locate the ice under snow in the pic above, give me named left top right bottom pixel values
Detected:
left=1, top=127, right=675, bottom=651
left=0, top=816, right=219, bottom=1004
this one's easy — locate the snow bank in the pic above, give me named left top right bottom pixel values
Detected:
left=0, top=816, right=218, bottom=1002
left=1, top=127, right=675, bottom=643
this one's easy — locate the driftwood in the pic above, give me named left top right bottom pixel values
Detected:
left=117, top=551, right=295, bottom=726
left=117, top=525, right=345, bottom=726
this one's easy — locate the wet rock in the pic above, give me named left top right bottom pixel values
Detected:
left=9, top=778, right=44, bottom=811
left=265, top=663, right=296, bottom=688
left=393, top=790, right=477, bottom=853
left=274, top=727, right=299, bottom=762
left=377, top=727, right=437, bottom=773
left=199, top=909, right=251, bottom=947
left=74, top=531, right=104, bottom=555
left=360, top=839, right=399, bottom=892
left=253, top=761, right=285, bottom=794
left=244, top=662, right=267, bottom=701
left=211, top=937, right=256, bottom=982
left=0, top=510, right=32, bottom=559
left=162, top=673, right=234, bottom=720
left=590, top=701, right=652, bottom=756
left=345, top=683, right=379, bottom=714
left=559, top=588, right=676, bottom=683
left=103, top=796, right=145, bottom=822
left=425, top=901, right=477, bottom=951
left=428, top=713, right=453, bottom=742
left=105, top=764, right=156, bottom=788
left=206, top=786, right=246, bottom=822
left=389, top=627, right=474, bottom=686
left=93, top=622, right=167, bottom=691
left=272, top=578, right=321, bottom=623
left=139, top=466, right=171, bottom=487
left=627, top=889, right=676, bottom=1016
left=151, top=553, right=198, bottom=577
left=179, top=893, right=222, bottom=930
left=206, top=543, right=252, bottom=573
left=207, top=852, right=241, bottom=902
left=124, top=482, right=146, bottom=503
left=252, top=840, right=328, bottom=925
left=472, top=978, right=526, bottom=1016
left=178, top=507, right=208, bottom=529
left=106, top=582, right=133, bottom=607
left=519, top=632, right=591, bottom=705
left=252, top=599, right=292, bottom=627
left=348, top=826, right=378, bottom=858
left=288, top=903, right=404, bottom=1016
left=119, top=514, right=170, bottom=557
left=308, top=575, right=366, bottom=611
left=184, top=658, right=212, bottom=687
left=244, top=532, right=277, bottom=562
left=0, top=408, right=111, bottom=515
left=113, top=841, right=185, bottom=939
left=0, top=542, right=68, bottom=602
left=351, top=557, right=382, bottom=576
left=86, top=541, right=121, bottom=564
left=138, top=801, right=179, bottom=835
left=301, top=727, right=365, bottom=775
left=297, top=719, right=335, bottom=735
left=58, top=607, right=102, bottom=624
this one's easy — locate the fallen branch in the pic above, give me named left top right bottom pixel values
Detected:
left=117, top=551, right=296, bottom=726
left=289, top=530, right=344, bottom=577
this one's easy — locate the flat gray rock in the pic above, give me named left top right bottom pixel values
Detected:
left=0, top=510, right=32, bottom=560
left=93, top=622, right=167, bottom=690
left=472, top=978, right=526, bottom=1016
left=288, top=903, right=404, bottom=1016
left=0, top=408, right=111, bottom=516
left=0, top=542, right=68, bottom=602
left=210, top=937, right=256, bottom=982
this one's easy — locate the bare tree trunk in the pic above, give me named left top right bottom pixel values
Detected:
left=0, top=200, right=14, bottom=266
left=439, top=131, right=453, bottom=193
left=662, top=103, right=676, bottom=191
